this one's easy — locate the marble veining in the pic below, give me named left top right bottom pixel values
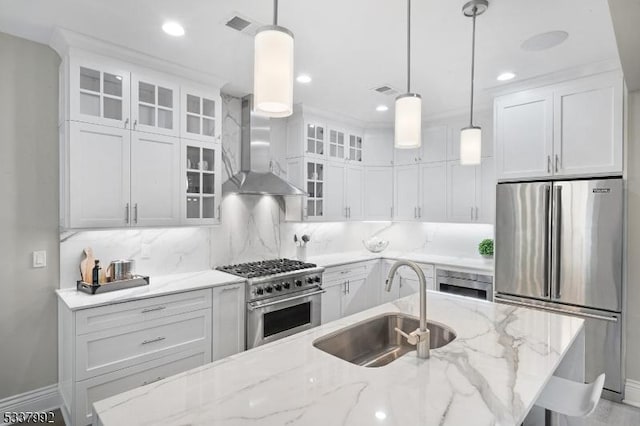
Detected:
left=94, top=292, right=584, bottom=426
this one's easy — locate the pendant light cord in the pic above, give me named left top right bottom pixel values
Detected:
left=469, top=7, right=477, bottom=127
left=407, top=0, right=411, bottom=93
left=274, top=0, right=278, bottom=25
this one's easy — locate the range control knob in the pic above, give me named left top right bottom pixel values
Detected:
left=283, top=282, right=291, bottom=289
left=256, top=287, right=264, bottom=295
left=314, top=276, right=321, bottom=283
left=274, top=284, right=283, bottom=291
left=306, top=277, right=314, bottom=284
left=265, top=286, right=273, bottom=293
left=295, top=280, right=303, bottom=287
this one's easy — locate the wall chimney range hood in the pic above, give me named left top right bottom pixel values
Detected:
left=222, top=95, right=306, bottom=197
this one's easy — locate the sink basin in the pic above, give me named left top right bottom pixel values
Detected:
left=312, top=313, right=456, bottom=367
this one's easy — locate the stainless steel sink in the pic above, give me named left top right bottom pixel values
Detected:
left=312, top=313, right=456, bottom=367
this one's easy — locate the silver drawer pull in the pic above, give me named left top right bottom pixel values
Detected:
left=340, top=270, right=351, bottom=274
left=141, top=306, right=166, bottom=313
left=141, top=336, right=166, bottom=345
left=143, top=376, right=164, bottom=386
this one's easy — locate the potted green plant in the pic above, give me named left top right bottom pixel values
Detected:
left=478, top=238, right=494, bottom=258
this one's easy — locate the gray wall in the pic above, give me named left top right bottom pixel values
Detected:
left=0, top=32, right=60, bottom=399
left=627, top=90, right=640, bottom=382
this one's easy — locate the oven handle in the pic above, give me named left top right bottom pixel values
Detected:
left=247, top=289, right=325, bottom=311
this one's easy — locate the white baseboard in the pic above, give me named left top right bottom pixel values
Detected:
left=0, top=384, right=61, bottom=425
left=624, top=379, right=640, bottom=408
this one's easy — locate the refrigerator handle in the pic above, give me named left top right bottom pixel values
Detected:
left=494, top=296, right=619, bottom=323
left=552, top=185, right=562, bottom=299
left=544, top=185, right=551, bottom=297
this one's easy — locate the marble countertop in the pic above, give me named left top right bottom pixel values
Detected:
left=308, top=250, right=494, bottom=273
left=56, top=270, right=244, bottom=311
left=94, top=291, right=584, bottom=426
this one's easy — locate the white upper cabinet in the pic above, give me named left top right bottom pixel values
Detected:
left=182, top=140, right=222, bottom=224
left=347, top=133, right=363, bottom=162
left=495, top=89, right=554, bottom=180
left=69, top=59, right=130, bottom=129
left=180, top=86, right=222, bottom=143
left=394, top=165, right=420, bottom=220
left=553, top=73, right=623, bottom=176
left=447, top=161, right=478, bottom=222
left=495, top=71, right=624, bottom=180
left=420, top=162, right=447, bottom=222
left=130, top=133, right=181, bottom=226
left=364, top=166, right=393, bottom=220
left=345, top=165, right=364, bottom=220
left=325, top=162, right=346, bottom=220
left=362, top=128, right=394, bottom=166
left=394, top=147, right=422, bottom=166
left=328, top=128, right=346, bottom=161
left=422, top=125, right=448, bottom=163
left=131, top=74, right=179, bottom=136
left=305, top=122, right=326, bottom=158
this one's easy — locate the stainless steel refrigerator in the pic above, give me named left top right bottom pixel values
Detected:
left=495, top=178, right=623, bottom=400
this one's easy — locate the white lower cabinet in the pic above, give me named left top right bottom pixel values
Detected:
left=59, top=285, right=245, bottom=426
left=320, top=261, right=379, bottom=323
left=379, top=260, right=435, bottom=302
left=321, top=283, right=345, bottom=324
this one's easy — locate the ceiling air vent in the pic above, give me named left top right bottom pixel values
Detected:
left=226, top=16, right=252, bottom=32
left=224, top=13, right=262, bottom=36
left=372, top=85, right=400, bottom=96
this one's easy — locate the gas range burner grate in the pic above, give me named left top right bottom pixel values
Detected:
left=216, top=258, right=318, bottom=278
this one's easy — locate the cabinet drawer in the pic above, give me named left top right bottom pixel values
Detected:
left=324, top=263, right=368, bottom=282
left=76, top=309, right=211, bottom=380
left=76, top=289, right=212, bottom=335
left=75, top=349, right=207, bottom=426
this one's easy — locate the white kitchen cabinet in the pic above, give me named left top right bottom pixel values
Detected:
left=342, top=277, right=370, bottom=317
left=287, top=157, right=326, bottom=221
left=131, top=74, right=179, bottom=136
left=394, top=147, right=422, bottom=166
left=394, top=165, right=421, bottom=220
left=447, top=161, right=478, bottom=222
left=182, top=140, right=222, bottom=224
left=422, top=125, right=448, bottom=163
left=494, top=89, right=554, bottom=180
left=325, top=161, right=346, bottom=220
left=67, top=121, right=131, bottom=228
left=478, top=157, right=496, bottom=223
left=328, top=128, right=346, bottom=160
left=68, top=58, right=131, bottom=129
left=553, top=73, right=623, bottom=176
left=379, top=260, right=435, bottom=302
left=130, top=132, right=181, bottom=226
left=345, top=165, right=364, bottom=220
left=321, top=283, right=344, bottom=324
left=347, top=133, right=363, bottom=162
left=364, top=166, right=393, bottom=220
left=363, top=128, right=394, bottom=166
left=321, top=262, right=378, bottom=323
left=211, top=283, right=245, bottom=361
left=180, top=85, right=222, bottom=143
left=420, top=162, right=447, bottom=222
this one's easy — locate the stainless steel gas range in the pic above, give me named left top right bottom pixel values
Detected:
left=217, top=259, right=325, bottom=349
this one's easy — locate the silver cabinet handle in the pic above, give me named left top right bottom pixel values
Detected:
left=414, top=207, right=417, bottom=218
left=143, top=376, right=165, bottom=386
left=124, top=118, right=129, bottom=129
left=343, top=281, right=348, bottom=295
left=348, top=207, right=351, bottom=218
left=345, top=207, right=348, bottom=218
left=475, top=206, right=478, bottom=220
left=495, top=296, right=618, bottom=322
left=555, top=154, right=559, bottom=173
left=141, top=306, right=166, bottom=313
left=470, top=207, right=474, bottom=220
left=347, top=280, right=350, bottom=294
left=543, top=185, right=551, bottom=297
left=133, top=119, right=138, bottom=130
left=418, top=207, right=421, bottom=218
left=125, top=203, right=130, bottom=224
left=547, top=155, right=551, bottom=173
left=134, top=203, right=138, bottom=224
left=141, top=336, right=166, bottom=345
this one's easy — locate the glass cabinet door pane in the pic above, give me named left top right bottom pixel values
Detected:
left=202, top=174, right=215, bottom=194
left=158, top=109, right=172, bottom=129
left=338, top=146, right=344, bottom=158
left=203, top=118, right=215, bottom=137
left=202, top=149, right=215, bottom=171
left=104, top=97, right=122, bottom=120
left=203, top=99, right=215, bottom=117
left=80, top=67, right=100, bottom=92
left=307, top=200, right=315, bottom=216
left=307, top=139, right=315, bottom=154
left=187, top=115, right=200, bottom=134
left=187, top=172, right=200, bottom=193
left=187, top=197, right=200, bottom=218
left=307, top=124, right=315, bottom=138
left=187, top=146, right=200, bottom=170
left=316, top=182, right=323, bottom=198
left=330, top=145, right=336, bottom=157
left=307, top=182, right=315, bottom=197
left=316, top=164, right=323, bottom=180
left=80, top=93, right=100, bottom=116
left=316, top=200, right=323, bottom=216
left=317, top=141, right=324, bottom=155
left=158, top=87, right=173, bottom=108
left=187, top=95, right=200, bottom=114
left=203, top=197, right=215, bottom=218
left=103, top=73, right=122, bottom=97
left=139, top=105, right=155, bottom=126
left=307, top=163, right=315, bottom=180
left=139, top=82, right=155, bottom=104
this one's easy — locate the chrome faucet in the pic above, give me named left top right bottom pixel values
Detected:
left=385, top=260, right=430, bottom=359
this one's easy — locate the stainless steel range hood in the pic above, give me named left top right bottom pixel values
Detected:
left=222, top=95, right=306, bottom=196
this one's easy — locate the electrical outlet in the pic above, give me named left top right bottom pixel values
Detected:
left=141, top=243, right=151, bottom=259
left=32, top=250, right=47, bottom=268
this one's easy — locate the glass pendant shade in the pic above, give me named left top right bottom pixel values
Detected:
left=394, top=94, right=422, bottom=149
left=253, top=26, right=294, bottom=117
left=460, top=126, right=482, bottom=165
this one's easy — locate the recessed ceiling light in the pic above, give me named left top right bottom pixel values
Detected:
left=296, top=74, right=312, bottom=84
left=162, top=21, right=185, bottom=37
left=497, top=72, right=516, bottom=81
left=521, top=31, right=568, bottom=51
left=376, top=105, right=389, bottom=112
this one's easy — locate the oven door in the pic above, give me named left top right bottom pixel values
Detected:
left=246, top=287, right=324, bottom=349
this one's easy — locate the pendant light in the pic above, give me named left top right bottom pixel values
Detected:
left=394, top=0, right=422, bottom=149
left=254, top=0, right=294, bottom=117
left=460, top=0, right=488, bottom=165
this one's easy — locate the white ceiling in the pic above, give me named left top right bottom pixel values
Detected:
left=0, top=0, right=621, bottom=124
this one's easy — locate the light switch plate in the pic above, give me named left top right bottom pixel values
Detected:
left=33, top=250, right=47, bottom=268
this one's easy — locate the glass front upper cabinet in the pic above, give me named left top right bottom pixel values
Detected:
left=306, top=123, right=325, bottom=156
left=181, top=87, right=221, bottom=142
left=348, top=134, right=363, bottom=162
left=306, top=161, right=324, bottom=219
left=329, top=129, right=346, bottom=160
left=183, top=140, right=220, bottom=223
left=73, top=62, right=130, bottom=128
left=132, top=76, right=179, bottom=136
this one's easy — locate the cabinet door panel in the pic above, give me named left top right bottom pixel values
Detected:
left=420, top=163, right=447, bottom=222
left=362, top=128, right=394, bottom=166
left=364, top=167, right=393, bottom=220
left=131, top=133, right=180, bottom=226
left=447, top=161, right=477, bottom=222
left=394, top=147, right=421, bottom=166
left=325, top=162, right=346, bottom=220
left=342, top=278, right=369, bottom=317
left=423, top=125, right=447, bottom=163
left=69, top=122, right=131, bottom=228
left=346, top=165, right=364, bottom=220
left=212, top=283, right=245, bottom=361
left=495, top=91, right=553, bottom=180
left=132, top=74, right=179, bottom=136
left=394, top=165, right=420, bottom=220
left=477, top=157, right=496, bottom=224
left=180, top=86, right=222, bottom=143
left=554, top=74, right=623, bottom=176
left=321, top=284, right=343, bottom=324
